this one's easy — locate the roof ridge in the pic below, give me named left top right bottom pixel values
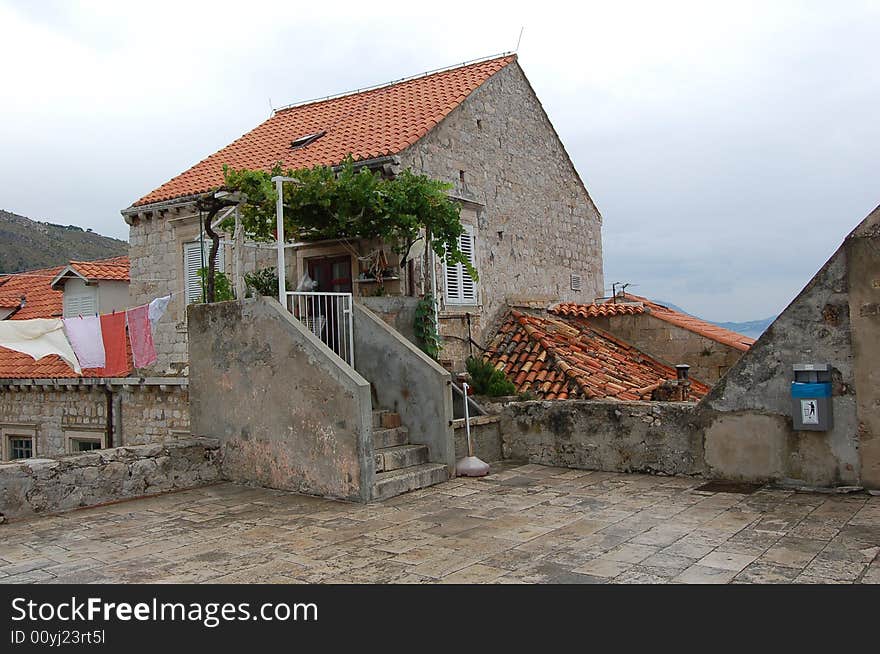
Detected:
left=274, top=53, right=516, bottom=113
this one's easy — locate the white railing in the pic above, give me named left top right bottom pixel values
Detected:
left=286, top=292, right=355, bottom=367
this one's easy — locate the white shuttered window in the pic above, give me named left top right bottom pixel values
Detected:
left=62, top=289, right=98, bottom=318
left=184, top=240, right=225, bottom=304
left=445, top=223, right=478, bottom=306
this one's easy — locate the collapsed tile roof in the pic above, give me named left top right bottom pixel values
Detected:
left=549, top=294, right=756, bottom=352
left=0, top=257, right=132, bottom=379
left=131, top=54, right=518, bottom=208
left=484, top=310, right=710, bottom=401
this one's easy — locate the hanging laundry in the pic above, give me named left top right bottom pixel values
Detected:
left=62, top=315, right=105, bottom=369
left=126, top=305, right=157, bottom=369
left=0, top=318, right=82, bottom=374
left=148, top=294, right=172, bottom=326
left=100, top=312, right=128, bottom=377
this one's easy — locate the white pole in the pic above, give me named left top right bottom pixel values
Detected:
left=462, top=381, right=473, bottom=457
left=430, top=244, right=439, bottom=336
left=275, top=177, right=286, bottom=307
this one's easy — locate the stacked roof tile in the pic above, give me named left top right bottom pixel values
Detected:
left=484, top=310, right=710, bottom=401
left=0, top=257, right=132, bottom=378
left=551, top=302, right=646, bottom=318
left=132, top=55, right=517, bottom=208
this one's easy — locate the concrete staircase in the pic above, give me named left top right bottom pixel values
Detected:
left=371, top=409, right=448, bottom=501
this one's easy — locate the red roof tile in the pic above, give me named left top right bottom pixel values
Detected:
left=551, top=301, right=646, bottom=318
left=484, top=310, right=710, bottom=402
left=622, top=294, right=755, bottom=351
left=0, top=257, right=133, bottom=379
left=131, top=55, right=517, bottom=207
left=550, top=295, right=756, bottom=352
left=68, top=256, right=130, bottom=282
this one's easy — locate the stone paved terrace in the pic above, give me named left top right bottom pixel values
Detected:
left=1, top=463, right=878, bottom=584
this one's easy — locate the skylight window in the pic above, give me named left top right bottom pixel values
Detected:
left=290, top=131, right=326, bottom=150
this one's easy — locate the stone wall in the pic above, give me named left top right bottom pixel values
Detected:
left=0, top=381, right=190, bottom=459
left=395, top=61, right=604, bottom=370
left=188, top=297, right=374, bottom=502
left=501, top=400, right=706, bottom=476
left=586, top=313, right=745, bottom=384
left=454, top=415, right=503, bottom=463
left=0, top=438, right=220, bottom=521
left=128, top=212, right=275, bottom=374
left=359, top=296, right=420, bottom=345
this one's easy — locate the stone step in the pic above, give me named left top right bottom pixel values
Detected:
left=372, top=410, right=402, bottom=429
left=374, top=444, right=429, bottom=473
left=372, top=426, right=409, bottom=449
left=372, top=463, right=449, bottom=502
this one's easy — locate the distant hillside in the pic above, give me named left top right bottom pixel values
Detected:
left=711, top=317, right=776, bottom=340
left=0, top=209, right=127, bottom=273
left=655, top=299, right=774, bottom=339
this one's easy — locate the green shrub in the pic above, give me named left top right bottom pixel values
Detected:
left=466, top=356, right=516, bottom=396
left=196, top=268, right=235, bottom=302
left=244, top=266, right=279, bottom=297
left=414, top=295, right=441, bottom=360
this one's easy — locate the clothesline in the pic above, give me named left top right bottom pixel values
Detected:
left=0, top=294, right=172, bottom=376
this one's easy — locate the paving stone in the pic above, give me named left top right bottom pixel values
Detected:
left=0, top=464, right=875, bottom=584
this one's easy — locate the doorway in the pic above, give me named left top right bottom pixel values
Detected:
left=307, top=255, right=353, bottom=293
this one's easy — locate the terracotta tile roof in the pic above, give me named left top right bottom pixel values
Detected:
left=131, top=55, right=517, bottom=207
left=551, top=301, right=646, bottom=318
left=68, top=256, right=130, bottom=282
left=622, top=294, right=756, bottom=351
left=484, top=310, right=710, bottom=402
left=0, top=265, right=63, bottom=321
left=0, top=257, right=133, bottom=379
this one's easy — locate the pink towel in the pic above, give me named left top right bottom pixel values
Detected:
left=62, top=315, right=105, bottom=369
left=126, top=305, right=157, bottom=369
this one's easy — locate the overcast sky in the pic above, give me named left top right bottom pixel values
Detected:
left=1, top=0, right=877, bottom=321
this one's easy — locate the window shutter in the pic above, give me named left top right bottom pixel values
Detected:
left=185, top=240, right=227, bottom=304
left=184, top=242, right=205, bottom=304
left=445, top=224, right=477, bottom=306
left=63, top=291, right=97, bottom=317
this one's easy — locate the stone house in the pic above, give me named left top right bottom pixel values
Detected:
left=551, top=293, right=754, bottom=384
left=0, top=256, right=190, bottom=460
left=122, top=54, right=604, bottom=373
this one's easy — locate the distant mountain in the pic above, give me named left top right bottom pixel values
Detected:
left=654, top=298, right=774, bottom=340
left=0, top=209, right=127, bottom=273
left=710, top=317, right=776, bottom=340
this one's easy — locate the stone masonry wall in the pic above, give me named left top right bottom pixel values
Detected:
left=128, top=213, right=275, bottom=374
left=587, top=313, right=746, bottom=384
left=399, top=61, right=604, bottom=370
left=501, top=400, right=707, bottom=477
left=0, top=384, right=190, bottom=459
left=0, top=438, right=220, bottom=521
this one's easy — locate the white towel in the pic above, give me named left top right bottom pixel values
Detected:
left=148, top=294, right=172, bottom=326
left=0, top=318, right=82, bottom=374
left=62, top=315, right=106, bottom=369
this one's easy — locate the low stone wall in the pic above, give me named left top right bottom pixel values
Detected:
left=0, top=438, right=220, bottom=521
left=454, top=415, right=503, bottom=462
left=500, top=400, right=707, bottom=476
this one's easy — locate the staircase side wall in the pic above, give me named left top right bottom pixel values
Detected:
left=353, top=304, right=455, bottom=472
left=188, top=297, right=373, bottom=502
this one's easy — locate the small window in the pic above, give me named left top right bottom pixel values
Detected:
left=445, top=223, right=478, bottom=306
left=65, top=430, right=106, bottom=454
left=63, top=289, right=98, bottom=318
left=291, top=131, right=326, bottom=150
left=570, top=274, right=583, bottom=292
left=184, top=240, right=226, bottom=304
left=8, top=436, right=33, bottom=460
